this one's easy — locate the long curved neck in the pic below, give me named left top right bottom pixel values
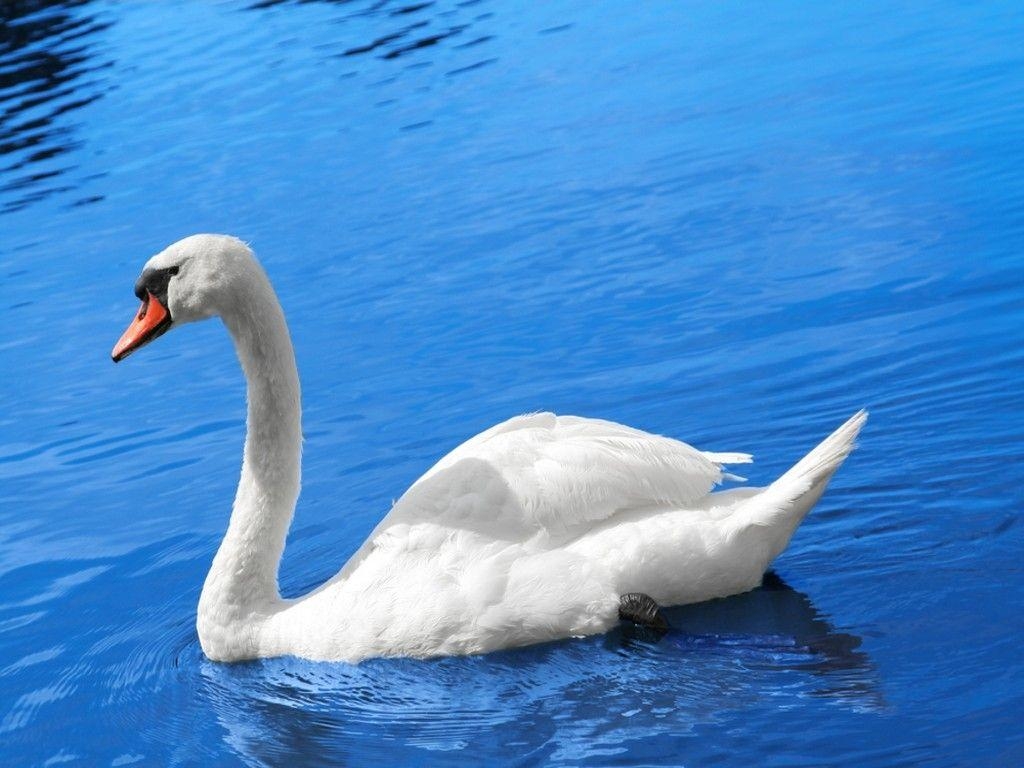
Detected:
left=198, top=266, right=301, bottom=653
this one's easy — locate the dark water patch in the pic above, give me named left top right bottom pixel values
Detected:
left=0, top=1, right=114, bottom=213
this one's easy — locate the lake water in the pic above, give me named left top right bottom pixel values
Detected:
left=2, top=1, right=1022, bottom=765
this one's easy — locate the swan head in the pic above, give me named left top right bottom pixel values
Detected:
left=112, top=234, right=255, bottom=362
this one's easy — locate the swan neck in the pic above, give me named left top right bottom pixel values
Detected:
left=198, top=268, right=301, bottom=650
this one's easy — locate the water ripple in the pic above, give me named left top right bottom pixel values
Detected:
left=0, top=2, right=114, bottom=212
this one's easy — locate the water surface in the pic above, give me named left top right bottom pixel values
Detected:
left=1, top=1, right=1022, bottom=765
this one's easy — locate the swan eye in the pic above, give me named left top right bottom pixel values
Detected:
left=134, top=265, right=181, bottom=301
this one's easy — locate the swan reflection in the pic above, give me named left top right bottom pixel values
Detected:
left=648, top=571, right=879, bottom=704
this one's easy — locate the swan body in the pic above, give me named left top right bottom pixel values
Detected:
left=113, top=235, right=866, bottom=663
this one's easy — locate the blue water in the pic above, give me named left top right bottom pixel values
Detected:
left=2, top=1, right=1022, bottom=765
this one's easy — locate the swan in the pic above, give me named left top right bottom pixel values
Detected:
left=111, top=234, right=867, bottom=663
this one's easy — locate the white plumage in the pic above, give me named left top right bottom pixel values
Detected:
left=114, top=235, right=866, bottom=663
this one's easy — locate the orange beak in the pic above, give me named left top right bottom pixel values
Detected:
left=111, top=291, right=172, bottom=362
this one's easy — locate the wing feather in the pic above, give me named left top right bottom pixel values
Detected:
left=375, top=413, right=750, bottom=547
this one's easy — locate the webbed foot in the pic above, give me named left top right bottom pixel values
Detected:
left=618, top=592, right=670, bottom=633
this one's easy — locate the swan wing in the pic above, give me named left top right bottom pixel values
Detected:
left=373, top=413, right=751, bottom=546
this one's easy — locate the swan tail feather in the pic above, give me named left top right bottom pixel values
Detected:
left=727, top=410, right=867, bottom=549
left=774, top=409, right=866, bottom=492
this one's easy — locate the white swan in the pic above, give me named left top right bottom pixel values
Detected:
left=112, top=234, right=866, bottom=663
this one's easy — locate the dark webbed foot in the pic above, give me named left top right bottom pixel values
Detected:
left=618, top=592, right=670, bottom=632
